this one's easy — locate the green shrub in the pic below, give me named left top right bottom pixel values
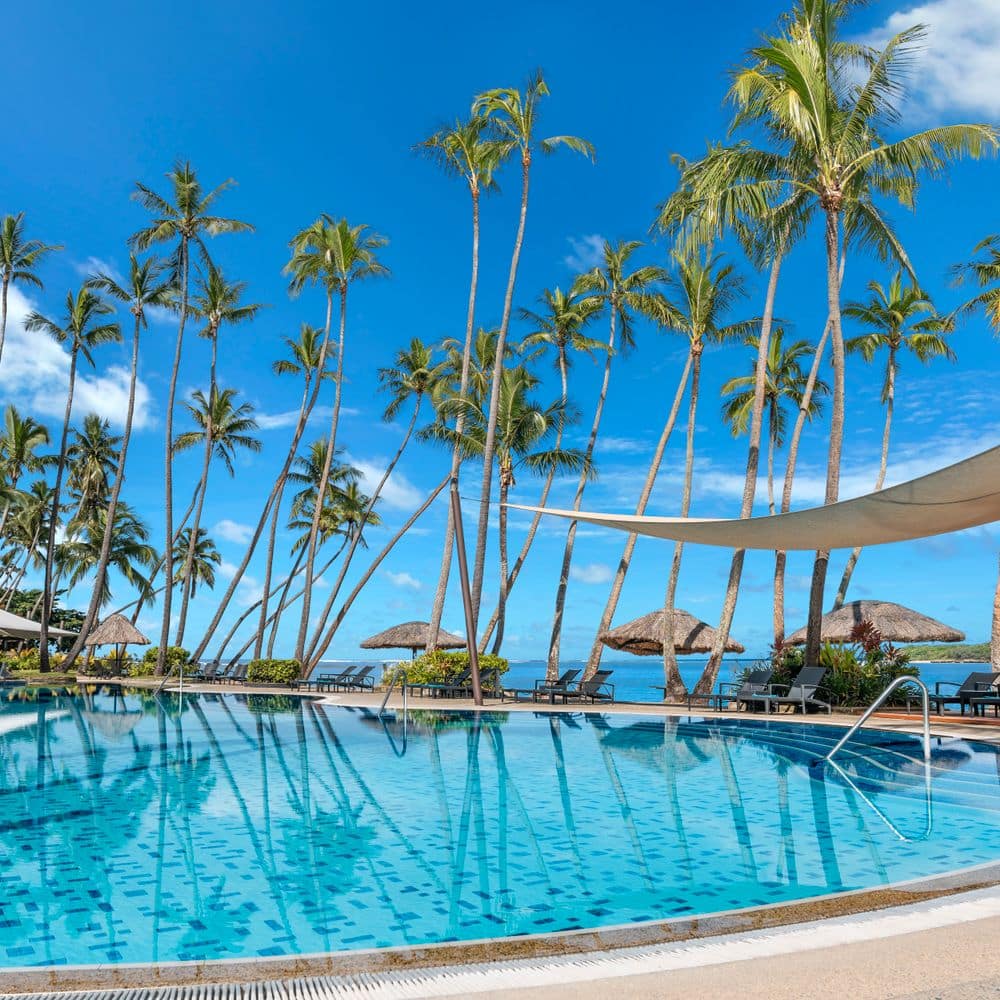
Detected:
left=247, top=658, right=300, bottom=685
left=139, top=646, right=192, bottom=675
left=246, top=693, right=299, bottom=714
left=1, top=649, right=67, bottom=673
left=383, top=650, right=509, bottom=687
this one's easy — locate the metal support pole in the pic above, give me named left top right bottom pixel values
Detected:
left=449, top=478, right=483, bottom=706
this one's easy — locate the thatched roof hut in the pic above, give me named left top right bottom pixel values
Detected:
left=599, top=609, right=746, bottom=656
left=360, top=620, right=466, bottom=658
left=786, top=600, right=964, bottom=645
left=83, top=710, right=143, bottom=741
left=84, top=614, right=150, bottom=647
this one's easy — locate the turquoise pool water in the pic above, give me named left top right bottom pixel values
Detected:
left=1, top=687, right=999, bottom=968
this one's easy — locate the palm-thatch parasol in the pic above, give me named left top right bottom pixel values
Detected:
left=84, top=614, right=151, bottom=676
left=786, top=600, right=965, bottom=645
left=599, top=609, right=746, bottom=657
left=360, top=620, right=467, bottom=659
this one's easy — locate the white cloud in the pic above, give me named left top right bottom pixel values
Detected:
left=564, top=234, right=605, bottom=272
left=0, top=286, right=155, bottom=430
left=73, top=255, right=124, bottom=283
left=385, top=570, right=422, bottom=590
left=863, top=0, right=1000, bottom=119
left=351, top=457, right=423, bottom=511
left=256, top=404, right=361, bottom=432
left=596, top=435, right=650, bottom=455
left=570, top=562, right=613, bottom=585
left=213, top=519, right=254, bottom=544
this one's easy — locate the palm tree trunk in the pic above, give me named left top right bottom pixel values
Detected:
left=832, top=346, right=895, bottom=610
left=493, top=475, right=512, bottom=653
left=0, top=276, right=9, bottom=369
left=173, top=433, right=213, bottom=646
left=583, top=351, right=694, bottom=679
left=296, top=285, right=348, bottom=662
left=62, top=312, right=143, bottom=670
left=305, top=474, right=450, bottom=673
left=471, top=156, right=530, bottom=625
left=767, top=402, right=777, bottom=516
left=428, top=187, right=480, bottom=649
left=38, top=347, right=78, bottom=672
left=992, top=552, right=1000, bottom=672
left=693, top=250, right=784, bottom=697
left=804, top=209, right=846, bottom=669
left=301, top=399, right=421, bottom=665
left=661, top=344, right=702, bottom=700
left=157, top=238, right=190, bottom=675
left=547, top=308, right=616, bottom=681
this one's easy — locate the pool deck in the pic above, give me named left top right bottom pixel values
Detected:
left=16, top=677, right=997, bottom=999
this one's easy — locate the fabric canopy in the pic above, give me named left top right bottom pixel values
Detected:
left=510, top=445, right=1000, bottom=551
left=0, top=609, right=76, bottom=640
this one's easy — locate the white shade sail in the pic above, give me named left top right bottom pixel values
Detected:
left=0, top=608, right=76, bottom=640
left=509, top=446, right=1000, bottom=551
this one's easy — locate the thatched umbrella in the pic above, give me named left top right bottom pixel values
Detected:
left=84, top=613, right=151, bottom=676
left=786, top=600, right=965, bottom=645
left=599, top=609, right=746, bottom=657
left=360, top=620, right=467, bottom=659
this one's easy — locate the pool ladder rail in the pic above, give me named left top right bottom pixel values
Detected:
left=378, top=667, right=408, bottom=757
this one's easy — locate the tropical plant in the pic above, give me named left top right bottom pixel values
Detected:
left=65, top=414, right=122, bottom=525
left=130, top=160, right=253, bottom=673
left=172, top=527, right=222, bottom=602
left=0, top=213, right=61, bottom=367
left=0, top=405, right=53, bottom=537
left=24, top=287, right=120, bottom=669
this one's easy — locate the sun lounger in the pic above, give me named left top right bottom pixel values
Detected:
left=219, top=663, right=248, bottom=685
left=757, top=666, right=831, bottom=714
left=407, top=668, right=472, bottom=699
left=532, top=669, right=582, bottom=704
left=209, top=662, right=237, bottom=684
left=727, top=668, right=774, bottom=712
left=563, top=670, right=615, bottom=705
left=929, top=671, right=999, bottom=715
left=338, top=665, right=375, bottom=692
left=190, top=660, right=220, bottom=682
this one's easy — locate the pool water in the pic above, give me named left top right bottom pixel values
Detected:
left=1, top=688, right=999, bottom=968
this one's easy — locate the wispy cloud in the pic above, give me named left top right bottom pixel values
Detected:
left=213, top=519, right=254, bottom=545
left=351, top=456, right=423, bottom=511
left=256, top=405, right=361, bottom=431
left=385, top=570, right=421, bottom=590
left=570, top=562, right=613, bottom=585
left=564, top=234, right=605, bottom=272
left=595, top=435, right=651, bottom=455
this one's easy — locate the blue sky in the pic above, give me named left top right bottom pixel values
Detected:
left=3, top=0, right=999, bottom=662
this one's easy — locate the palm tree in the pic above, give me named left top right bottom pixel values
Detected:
left=0, top=405, right=53, bottom=537
left=0, top=481, right=54, bottom=608
left=724, top=1, right=995, bottom=666
left=60, top=255, right=174, bottom=671
left=478, top=287, right=603, bottom=648
left=253, top=323, right=331, bottom=659
left=172, top=528, right=222, bottom=606
left=721, top=330, right=828, bottom=643
left=547, top=240, right=663, bottom=680
left=285, top=216, right=389, bottom=663
left=652, top=249, right=755, bottom=699
left=66, top=414, right=122, bottom=527
left=832, top=273, right=952, bottom=607
left=24, top=287, right=119, bottom=669
left=0, top=213, right=61, bottom=368
left=468, top=71, right=594, bottom=626
left=130, top=161, right=253, bottom=673
left=418, top=116, right=506, bottom=651
left=172, top=386, right=261, bottom=644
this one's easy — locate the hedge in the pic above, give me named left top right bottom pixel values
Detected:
left=133, top=646, right=192, bottom=676
left=247, top=658, right=300, bottom=685
left=383, top=650, right=509, bottom=686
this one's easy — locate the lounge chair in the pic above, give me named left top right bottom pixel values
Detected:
left=209, top=662, right=237, bottom=684
left=728, top=668, right=775, bottom=712
left=441, top=667, right=501, bottom=699
left=563, top=670, right=615, bottom=705
left=220, top=663, right=248, bottom=685
left=338, top=665, right=375, bottom=692
left=757, top=666, right=831, bottom=714
left=190, top=660, right=220, bottom=682
left=929, top=671, right=999, bottom=715
left=532, top=669, right=582, bottom=704
left=407, top=669, right=472, bottom=699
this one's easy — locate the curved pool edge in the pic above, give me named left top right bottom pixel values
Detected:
left=5, top=860, right=1000, bottom=994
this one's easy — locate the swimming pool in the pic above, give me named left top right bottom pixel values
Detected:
left=1, top=688, right=999, bottom=969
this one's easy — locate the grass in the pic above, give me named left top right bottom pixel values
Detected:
left=906, top=642, right=990, bottom=662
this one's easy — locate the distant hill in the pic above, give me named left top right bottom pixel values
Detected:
left=906, top=642, right=991, bottom=662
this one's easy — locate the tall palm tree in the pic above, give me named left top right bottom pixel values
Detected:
left=66, top=414, right=122, bottom=526
left=833, top=274, right=953, bottom=608
left=285, top=216, right=389, bottom=663
left=418, top=116, right=506, bottom=650
left=253, top=323, right=330, bottom=659
left=468, top=71, right=594, bottom=626
left=172, top=528, right=222, bottom=606
left=0, top=405, right=53, bottom=537
left=130, top=161, right=253, bottom=673
left=652, top=249, right=755, bottom=699
left=721, top=330, right=828, bottom=643
left=61, top=255, right=174, bottom=671
left=725, top=1, right=995, bottom=666
left=0, top=213, right=61, bottom=368
left=478, top=286, right=603, bottom=648
left=23, top=288, right=119, bottom=669
left=172, top=386, right=261, bottom=644
left=0, top=481, right=54, bottom=608
left=547, top=240, right=663, bottom=680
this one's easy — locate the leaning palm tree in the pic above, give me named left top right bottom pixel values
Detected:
left=832, top=273, right=953, bottom=608
left=130, top=161, right=253, bottom=673
left=0, top=213, right=61, bottom=367
left=468, top=70, right=594, bottom=626
left=285, top=216, right=389, bottom=664
left=721, top=330, right=828, bottom=643
left=547, top=240, right=663, bottom=681
left=0, top=405, right=53, bottom=537
left=61, top=255, right=174, bottom=671
left=23, top=287, right=120, bottom=669
left=172, top=386, right=261, bottom=645
left=418, top=115, right=506, bottom=651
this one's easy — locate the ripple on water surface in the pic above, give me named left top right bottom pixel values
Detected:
left=1, top=688, right=999, bottom=967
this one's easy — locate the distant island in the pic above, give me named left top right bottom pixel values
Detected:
left=906, top=642, right=991, bottom=662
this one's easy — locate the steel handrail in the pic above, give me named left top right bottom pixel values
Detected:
left=379, top=667, right=407, bottom=718
left=825, top=676, right=930, bottom=764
